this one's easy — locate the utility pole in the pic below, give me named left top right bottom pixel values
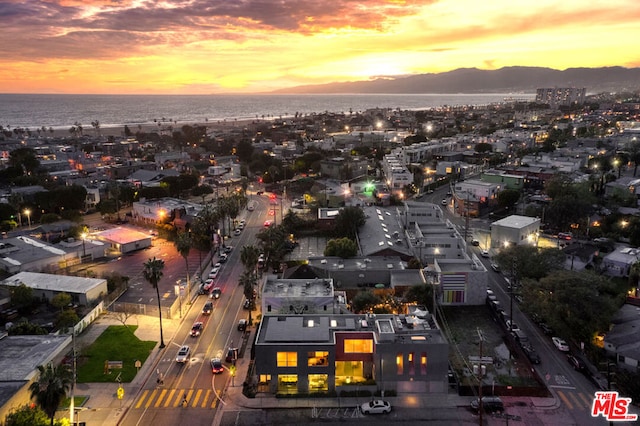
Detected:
left=475, top=328, right=485, bottom=426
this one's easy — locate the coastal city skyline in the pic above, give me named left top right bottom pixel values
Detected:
left=1, top=0, right=639, bottom=95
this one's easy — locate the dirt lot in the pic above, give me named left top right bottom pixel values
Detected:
left=440, top=305, right=546, bottom=394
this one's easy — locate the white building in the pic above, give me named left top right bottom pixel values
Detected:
left=490, top=215, right=541, bottom=248
left=1, top=271, right=108, bottom=306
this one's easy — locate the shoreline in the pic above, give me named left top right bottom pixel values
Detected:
left=44, top=118, right=269, bottom=139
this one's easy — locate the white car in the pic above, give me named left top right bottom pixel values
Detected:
left=360, top=399, right=392, bottom=414
left=203, top=279, right=215, bottom=291
left=506, top=320, right=520, bottom=331
left=209, top=269, right=219, bottom=279
left=552, top=337, right=570, bottom=352
left=481, top=250, right=490, bottom=258
left=175, top=345, right=191, bottom=363
left=234, top=228, right=242, bottom=236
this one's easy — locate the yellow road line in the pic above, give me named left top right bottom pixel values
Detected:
left=568, top=392, right=582, bottom=409
left=558, top=391, right=574, bottom=410
left=186, top=389, right=194, bottom=405
left=191, top=389, right=202, bottom=407
left=211, top=390, right=221, bottom=408
left=579, top=392, right=593, bottom=407
left=165, top=389, right=176, bottom=408
left=173, top=389, right=184, bottom=407
left=201, top=389, right=211, bottom=408
left=155, top=389, right=168, bottom=408
left=144, top=389, right=158, bottom=409
left=135, top=390, right=149, bottom=409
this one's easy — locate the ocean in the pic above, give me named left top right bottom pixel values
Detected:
left=0, top=93, right=534, bottom=131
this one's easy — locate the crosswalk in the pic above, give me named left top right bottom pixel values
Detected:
left=556, top=390, right=594, bottom=411
left=133, top=388, right=222, bottom=409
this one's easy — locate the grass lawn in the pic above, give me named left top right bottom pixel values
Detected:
left=60, top=395, right=90, bottom=409
left=76, top=325, right=156, bottom=383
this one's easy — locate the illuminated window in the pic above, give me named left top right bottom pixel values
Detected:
left=421, top=352, right=427, bottom=374
left=259, top=374, right=271, bottom=384
left=344, top=339, right=373, bottom=353
left=307, top=351, right=329, bottom=367
left=396, top=353, right=403, bottom=375
left=308, top=374, right=328, bottom=391
left=408, top=352, right=415, bottom=375
left=277, top=352, right=298, bottom=367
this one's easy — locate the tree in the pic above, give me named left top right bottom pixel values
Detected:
left=56, top=309, right=79, bottom=332
left=240, top=245, right=261, bottom=279
left=404, top=284, right=434, bottom=312
left=10, top=283, right=35, bottom=315
left=4, top=404, right=64, bottom=426
left=521, top=270, right=622, bottom=346
left=28, top=364, right=72, bottom=426
left=493, top=245, right=564, bottom=282
left=174, top=231, right=192, bottom=296
left=351, top=290, right=380, bottom=313
left=497, top=189, right=520, bottom=209
left=7, top=321, right=47, bottom=336
left=333, top=206, right=366, bottom=239
left=324, top=237, right=358, bottom=258
left=143, top=257, right=166, bottom=348
left=51, top=293, right=71, bottom=312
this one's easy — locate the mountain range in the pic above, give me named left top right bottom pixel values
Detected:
left=273, top=66, right=640, bottom=94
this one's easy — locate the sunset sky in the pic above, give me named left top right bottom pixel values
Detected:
left=1, top=0, right=638, bottom=94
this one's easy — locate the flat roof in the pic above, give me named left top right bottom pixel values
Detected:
left=491, top=215, right=540, bottom=229
left=94, top=226, right=152, bottom=245
left=257, top=313, right=444, bottom=346
left=263, top=278, right=334, bottom=298
left=2, top=271, right=106, bottom=294
left=0, top=334, right=69, bottom=381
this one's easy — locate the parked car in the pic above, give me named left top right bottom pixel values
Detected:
left=203, top=279, right=215, bottom=291
left=190, top=322, right=204, bottom=337
left=218, top=253, right=228, bottom=263
left=567, top=354, right=586, bottom=371
left=237, top=318, right=248, bottom=331
left=552, top=337, right=570, bottom=352
left=210, top=357, right=224, bottom=374
left=471, top=239, right=480, bottom=246
left=441, top=199, right=448, bottom=206
left=506, top=320, right=520, bottom=331
left=233, top=228, right=242, bottom=236
left=211, top=287, right=222, bottom=299
left=243, top=298, right=252, bottom=310
left=539, top=323, right=554, bottom=335
left=175, top=345, right=191, bottom=363
left=225, top=347, right=238, bottom=363
left=490, top=263, right=500, bottom=272
left=522, top=344, right=541, bottom=364
left=470, top=396, right=504, bottom=413
left=202, top=301, right=213, bottom=315
left=481, top=249, right=490, bottom=258
left=224, top=245, right=233, bottom=254
left=208, top=269, right=219, bottom=279
left=360, top=400, right=392, bottom=414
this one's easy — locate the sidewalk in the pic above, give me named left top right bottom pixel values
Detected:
left=62, top=314, right=181, bottom=426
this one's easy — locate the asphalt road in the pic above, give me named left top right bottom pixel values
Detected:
left=119, top=194, right=271, bottom=426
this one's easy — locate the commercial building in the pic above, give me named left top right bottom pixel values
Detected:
left=1, top=271, right=108, bottom=306
left=490, top=215, right=541, bottom=248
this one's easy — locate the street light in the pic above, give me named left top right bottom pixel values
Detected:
left=24, top=209, right=31, bottom=229
left=80, top=232, right=87, bottom=258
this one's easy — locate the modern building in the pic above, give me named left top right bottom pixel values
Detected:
left=254, top=311, right=448, bottom=395
left=92, top=226, right=152, bottom=255
left=490, top=215, right=541, bottom=248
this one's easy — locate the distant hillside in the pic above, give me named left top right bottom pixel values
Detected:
left=273, top=66, right=640, bottom=94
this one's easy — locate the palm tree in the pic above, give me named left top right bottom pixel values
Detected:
left=143, top=257, right=166, bottom=348
left=29, top=363, right=72, bottom=426
left=240, top=245, right=261, bottom=279
left=175, top=231, right=192, bottom=301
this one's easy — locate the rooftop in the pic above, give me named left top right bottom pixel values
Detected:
left=2, top=271, right=106, bottom=294
left=257, top=313, right=443, bottom=346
